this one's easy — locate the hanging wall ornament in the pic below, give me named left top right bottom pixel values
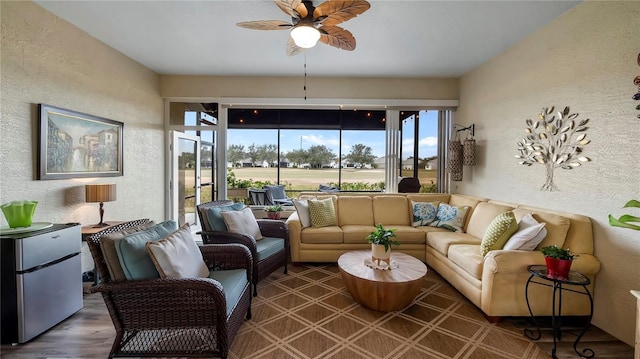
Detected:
left=634, top=52, right=640, bottom=119
left=463, top=138, right=477, bottom=166
left=447, top=139, right=463, bottom=181
left=515, top=106, right=591, bottom=191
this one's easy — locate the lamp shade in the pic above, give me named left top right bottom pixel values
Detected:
left=291, top=25, right=320, bottom=48
left=85, top=184, right=117, bottom=203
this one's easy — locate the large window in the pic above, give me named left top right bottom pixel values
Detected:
left=400, top=110, right=440, bottom=192
left=227, top=109, right=386, bottom=195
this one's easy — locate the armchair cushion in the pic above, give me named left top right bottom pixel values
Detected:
left=205, top=202, right=245, bottom=231
left=115, top=220, right=178, bottom=280
left=208, top=268, right=248, bottom=316
left=146, top=224, right=209, bottom=279
left=221, top=207, right=264, bottom=240
left=256, top=237, right=286, bottom=261
left=100, top=221, right=156, bottom=281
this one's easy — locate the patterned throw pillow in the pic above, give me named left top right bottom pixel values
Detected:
left=429, top=204, right=470, bottom=232
left=480, top=211, right=518, bottom=256
left=411, top=201, right=439, bottom=227
left=308, top=198, right=337, bottom=228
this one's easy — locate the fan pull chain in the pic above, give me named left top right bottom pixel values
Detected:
left=304, top=53, right=308, bottom=100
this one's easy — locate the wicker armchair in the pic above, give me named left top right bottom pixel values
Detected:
left=197, top=201, right=289, bottom=296
left=86, top=219, right=252, bottom=359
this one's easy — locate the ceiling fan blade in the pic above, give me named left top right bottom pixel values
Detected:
left=286, top=37, right=305, bottom=56
left=236, top=20, right=293, bottom=30
left=275, top=0, right=308, bottom=19
left=313, top=0, right=370, bottom=26
left=319, top=26, right=356, bottom=51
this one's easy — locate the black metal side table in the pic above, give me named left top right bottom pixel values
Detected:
left=524, top=265, right=594, bottom=359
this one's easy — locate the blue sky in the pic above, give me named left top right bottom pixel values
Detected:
left=191, top=110, right=439, bottom=159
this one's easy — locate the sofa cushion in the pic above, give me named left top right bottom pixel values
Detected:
left=146, top=223, right=209, bottom=279
left=115, top=220, right=179, bottom=280
left=480, top=211, right=518, bottom=256
left=429, top=204, right=470, bottom=232
left=411, top=201, right=439, bottom=227
left=503, top=213, right=547, bottom=251
left=392, top=226, right=427, bottom=244
left=100, top=221, right=156, bottom=282
left=309, top=198, right=338, bottom=227
left=406, top=194, right=451, bottom=203
left=373, top=196, right=410, bottom=225
left=300, top=226, right=343, bottom=244
left=466, top=202, right=516, bottom=239
left=426, top=231, right=480, bottom=256
left=342, top=225, right=377, bottom=244
left=292, top=198, right=313, bottom=228
left=205, top=202, right=245, bottom=231
left=513, top=208, right=570, bottom=249
left=337, top=196, right=373, bottom=226
left=448, top=244, right=484, bottom=280
left=220, top=207, right=264, bottom=240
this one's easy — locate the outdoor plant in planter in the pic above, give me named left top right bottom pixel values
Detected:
left=540, top=245, right=576, bottom=279
left=264, top=204, right=284, bottom=220
left=366, top=224, right=400, bottom=266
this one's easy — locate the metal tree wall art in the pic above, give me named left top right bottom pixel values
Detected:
left=515, top=106, right=591, bottom=191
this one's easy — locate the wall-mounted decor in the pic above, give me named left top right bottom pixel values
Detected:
left=515, top=106, right=591, bottom=191
left=634, top=52, right=639, bottom=119
left=447, top=124, right=476, bottom=182
left=38, top=104, right=123, bottom=180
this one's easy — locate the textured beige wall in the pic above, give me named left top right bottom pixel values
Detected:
left=0, top=2, right=165, bottom=229
left=457, top=1, right=640, bottom=345
left=161, top=75, right=459, bottom=100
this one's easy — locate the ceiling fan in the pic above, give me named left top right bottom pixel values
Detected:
left=237, top=0, right=371, bottom=56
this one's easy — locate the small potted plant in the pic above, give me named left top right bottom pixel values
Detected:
left=366, top=224, right=400, bottom=267
left=264, top=204, right=284, bottom=220
left=540, top=245, right=576, bottom=279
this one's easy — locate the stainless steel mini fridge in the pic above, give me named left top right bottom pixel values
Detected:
left=1, top=223, right=83, bottom=344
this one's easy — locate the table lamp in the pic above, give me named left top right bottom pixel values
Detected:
left=85, top=184, right=117, bottom=227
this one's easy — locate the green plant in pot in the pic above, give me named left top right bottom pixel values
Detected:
left=264, top=204, right=283, bottom=220
left=540, top=245, right=576, bottom=279
left=366, top=224, right=400, bottom=267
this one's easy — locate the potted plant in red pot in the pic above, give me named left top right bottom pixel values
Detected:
left=264, top=204, right=283, bottom=220
left=540, top=245, right=576, bottom=279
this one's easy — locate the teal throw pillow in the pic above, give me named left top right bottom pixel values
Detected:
left=205, top=203, right=245, bottom=231
left=411, top=201, right=439, bottom=227
left=115, top=220, right=178, bottom=280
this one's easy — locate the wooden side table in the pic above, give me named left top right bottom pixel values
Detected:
left=338, top=250, right=427, bottom=312
left=81, top=221, right=125, bottom=241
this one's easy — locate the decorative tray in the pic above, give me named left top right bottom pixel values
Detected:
left=364, top=258, right=399, bottom=270
left=0, top=222, right=53, bottom=235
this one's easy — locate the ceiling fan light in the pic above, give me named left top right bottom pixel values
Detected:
left=291, top=25, right=320, bottom=48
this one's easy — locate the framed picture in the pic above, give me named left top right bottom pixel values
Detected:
left=38, top=104, right=123, bottom=180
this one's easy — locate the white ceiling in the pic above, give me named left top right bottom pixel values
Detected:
left=34, top=0, right=580, bottom=78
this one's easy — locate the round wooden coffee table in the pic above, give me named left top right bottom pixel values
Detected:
left=338, top=250, right=428, bottom=312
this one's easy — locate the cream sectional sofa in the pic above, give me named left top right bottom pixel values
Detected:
left=286, top=193, right=601, bottom=318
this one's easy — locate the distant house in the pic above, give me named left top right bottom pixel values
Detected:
left=402, top=158, right=414, bottom=170
left=426, top=158, right=438, bottom=170
left=373, top=156, right=386, bottom=169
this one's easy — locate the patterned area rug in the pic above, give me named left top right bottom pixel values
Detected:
left=230, top=263, right=548, bottom=359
